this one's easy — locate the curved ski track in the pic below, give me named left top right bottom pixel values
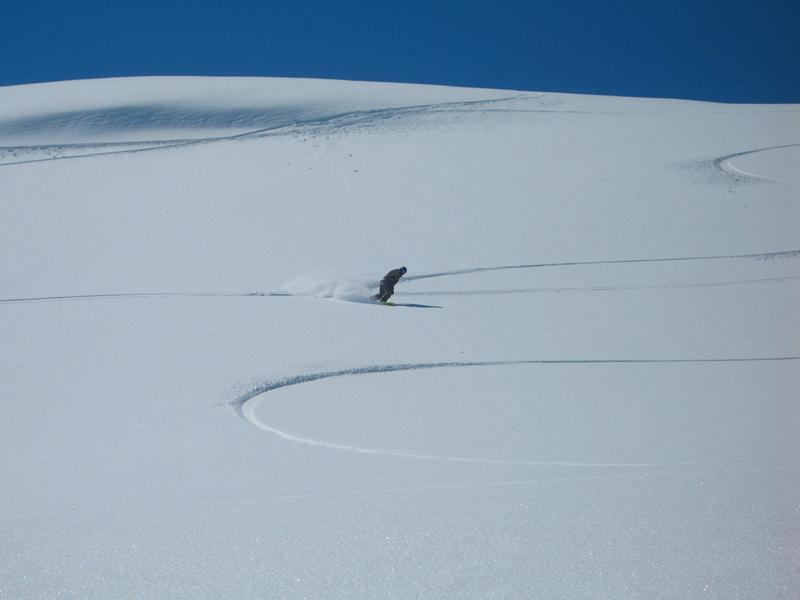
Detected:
left=233, top=358, right=800, bottom=467
left=713, top=143, right=800, bottom=183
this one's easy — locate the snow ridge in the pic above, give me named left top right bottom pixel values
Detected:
left=0, top=93, right=529, bottom=166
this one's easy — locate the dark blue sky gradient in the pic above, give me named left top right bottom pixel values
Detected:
left=2, top=0, right=798, bottom=102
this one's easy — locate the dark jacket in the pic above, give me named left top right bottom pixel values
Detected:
left=381, top=268, right=406, bottom=287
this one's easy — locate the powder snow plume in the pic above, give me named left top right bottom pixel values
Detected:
left=280, top=272, right=376, bottom=302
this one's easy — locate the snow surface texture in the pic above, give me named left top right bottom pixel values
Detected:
left=1, top=76, right=799, bottom=599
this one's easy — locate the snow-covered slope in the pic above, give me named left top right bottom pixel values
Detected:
left=1, top=76, right=798, bottom=599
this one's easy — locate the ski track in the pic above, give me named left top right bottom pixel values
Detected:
left=0, top=93, right=532, bottom=167
left=402, top=248, right=800, bottom=282
left=713, top=143, right=800, bottom=183
left=404, top=273, right=800, bottom=297
left=1, top=248, right=797, bottom=305
left=679, top=142, right=800, bottom=185
left=232, top=359, right=800, bottom=468
left=0, top=291, right=291, bottom=305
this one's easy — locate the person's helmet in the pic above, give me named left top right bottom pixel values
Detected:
left=400, top=266, right=407, bottom=274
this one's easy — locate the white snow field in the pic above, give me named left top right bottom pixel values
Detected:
left=1, top=76, right=799, bottom=599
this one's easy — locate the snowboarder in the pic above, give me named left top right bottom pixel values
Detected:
left=372, top=266, right=407, bottom=302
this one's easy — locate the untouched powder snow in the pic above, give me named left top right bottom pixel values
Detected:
left=1, top=76, right=799, bottom=599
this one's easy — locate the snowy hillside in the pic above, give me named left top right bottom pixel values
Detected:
left=1, top=76, right=798, bottom=599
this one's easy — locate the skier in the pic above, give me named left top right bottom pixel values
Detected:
left=372, top=266, right=407, bottom=302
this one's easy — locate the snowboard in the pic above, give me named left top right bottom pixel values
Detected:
left=369, top=294, right=394, bottom=306
left=371, top=296, right=395, bottom=306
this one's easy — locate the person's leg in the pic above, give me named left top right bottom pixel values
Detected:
left=379, top=284, right=394, bottom=302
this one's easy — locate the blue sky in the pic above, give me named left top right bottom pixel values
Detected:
left=2, top=0, right=798, bottom=102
